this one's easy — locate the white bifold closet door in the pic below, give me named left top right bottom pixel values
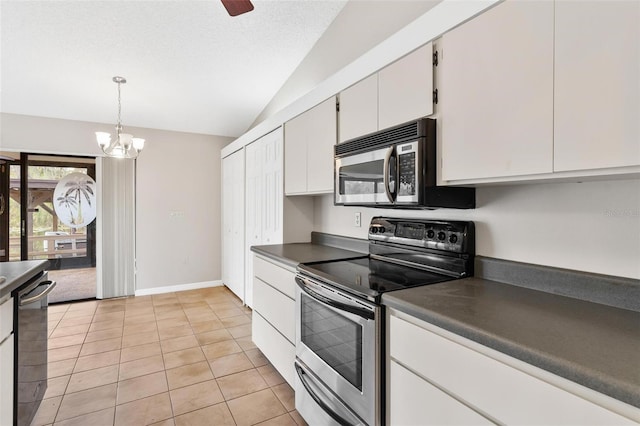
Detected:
left=96, top=157, right=136, bottom=299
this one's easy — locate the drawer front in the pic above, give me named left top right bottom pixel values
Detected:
left=390, top=315, right=636, bottom=425
left=390, top=360, right=493, bottom=425
left=253, top=277, right=295, bottom=343
left=254, top=256, right=296, bottom=299
left=0, top=297, right=13, bottom=341
left=252, top=312, right=295, bottom=387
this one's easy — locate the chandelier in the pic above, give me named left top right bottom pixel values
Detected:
left=95, top=76, right=145, bottom=159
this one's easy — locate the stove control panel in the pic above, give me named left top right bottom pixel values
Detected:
left=369, top=217, right=474, bottom=254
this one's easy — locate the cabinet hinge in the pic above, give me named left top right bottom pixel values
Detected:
left=432, top=89, right=438, bottom=104
left=336, top=100, right=340, bottom=112
left=433, top=51, right=439, bottom=66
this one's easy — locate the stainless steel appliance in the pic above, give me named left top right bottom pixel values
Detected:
left=295, top=217, right=475, bottom=426
left=14, top=272, right=56, bottom=426
left=334, top=118, right=475, bottom=209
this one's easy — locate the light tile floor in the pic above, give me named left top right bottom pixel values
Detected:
left=30, top=286, right=307, bottom=426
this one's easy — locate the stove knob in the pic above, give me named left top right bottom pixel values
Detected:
left=379, top=227, right=386, bottom=234
left=437, top=231, right=446, bottom=241
left=449, top=234, right=458, bottom=244
left=370, top=227, right=377, bottom=234
left=427, top=230, right=435, bottom=239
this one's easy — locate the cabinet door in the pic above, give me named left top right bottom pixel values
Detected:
left=378, top=42, right=434, bottom=130
left=306, top=97, right=337, bottom=193
left=222, top=150, right=245, bottom=302
left=245, top=129, right=283, bottom=308
left=440, top=1, right=554, bottom=181
left=339, top=74, right=378, bottom=143
left=245, top=141, right=263, bottom=308
left=284, top=112, right=308, bottom=195
left=260, top=128, right=284, bottom=246
left=390, top=360, right=493, bottom=426
left=554, top=1, right=640, bottom=171
left=252, top=312, right=295, bottom=387
left=284, top=98, right=336, bottom=195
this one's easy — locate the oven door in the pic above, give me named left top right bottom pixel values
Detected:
left=295, top=274, right=379, bottom=426
left=335, top=145, right=396, bottom=205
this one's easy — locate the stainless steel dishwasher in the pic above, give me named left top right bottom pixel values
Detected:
left=14, top=272, right=56, bottom=426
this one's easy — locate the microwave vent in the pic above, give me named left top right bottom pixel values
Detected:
left=335, top=119, right=429, bottom=156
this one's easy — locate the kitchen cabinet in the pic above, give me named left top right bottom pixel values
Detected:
left=221, top=148, right=245, bottom=302
left=378, top=42, right=434, bottom=130
left=0, top=296, right=13, bottom=426
left=284, top=97, right=336, bottom=195
left=553, top=1, right=640, bottom=172
left=388, top=311, right=637, bottom=425
left=224, top=127, right=313, bottom=307
left=338, top=43, right=433, bottom=143
left=245, top=129, right=284, bottom=308
left=338, top=74, right=378, bottom=143
left=251, top=254, right=296, bottom=387
left=390, top=360, right=492, bottom=426
left=440, top=0, right=554, bottom=181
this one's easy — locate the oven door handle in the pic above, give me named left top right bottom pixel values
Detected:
left=295, top=362, right=361, bottom=426
left=20, top=281, right=56, bottom=306
left=383, top=145, right=396, bottom=203
left=295, top=277, right=374, bottom=321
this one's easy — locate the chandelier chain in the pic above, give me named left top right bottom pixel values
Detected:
left=117, top=81, right=122, bottom=133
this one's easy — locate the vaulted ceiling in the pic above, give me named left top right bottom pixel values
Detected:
left=0, top=0, right=347, bottom=138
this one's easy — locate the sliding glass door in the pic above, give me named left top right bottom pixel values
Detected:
left=0, top=152, right=97, bottom=302
left=22, top=154, right=97, bottom=269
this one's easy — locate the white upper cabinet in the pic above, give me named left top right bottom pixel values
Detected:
left=378, top=43, right=434, bottom=130
left=554, top=1, right=640, bottom=172
left=440, top=0, right=554, bottom=181
left=338, top=43, right=434, bottom=143
left=339, top=74, right=378, bottom=143
left=284, top=97, right=336, bottom=195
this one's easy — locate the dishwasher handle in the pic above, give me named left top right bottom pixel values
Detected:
left=20, top=281, right=57, bottom=306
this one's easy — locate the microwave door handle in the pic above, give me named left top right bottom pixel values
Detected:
left=383, top=145, right=395, bottom=203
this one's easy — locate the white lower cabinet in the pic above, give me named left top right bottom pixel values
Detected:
left=388, top=311, right=639, bottom=425
left=390, top=360, right=492, bottom=426
left=251, top=255, right=296, bottom=387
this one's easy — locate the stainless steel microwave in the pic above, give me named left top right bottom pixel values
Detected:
left=334, top=118, right=475, bottom=209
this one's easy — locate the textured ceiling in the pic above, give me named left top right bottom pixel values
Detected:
left=0, top=0, right=347, bottom=137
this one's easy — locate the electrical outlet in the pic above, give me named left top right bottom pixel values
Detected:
left=354, top=212, right=361, bottom=227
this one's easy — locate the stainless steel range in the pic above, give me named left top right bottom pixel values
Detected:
left=294, top=217, right=475, bottom=426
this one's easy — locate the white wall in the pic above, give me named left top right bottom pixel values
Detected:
left=251, top=0, right=441, bottom=128
left=313, top=178, right=640, bottom=279
left=0, top=112, right=233, bottom=291
left=135, top=128, right=231, bottom=290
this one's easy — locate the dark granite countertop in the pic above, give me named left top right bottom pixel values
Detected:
left=383, top=275, right=640, bottom=409
left=0, top=260, right=49, bottom=299
left=251, top=243, right=366, bottom=269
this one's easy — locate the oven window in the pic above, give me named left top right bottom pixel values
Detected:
left=301, top=294, right=363, bottom=391
left=338, top=161, right=385, bottom=195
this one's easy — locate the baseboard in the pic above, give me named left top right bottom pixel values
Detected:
left=134, top=280, right=223, bottom=296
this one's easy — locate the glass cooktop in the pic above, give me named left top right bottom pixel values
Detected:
left=298, top=257, right=452, bottom=303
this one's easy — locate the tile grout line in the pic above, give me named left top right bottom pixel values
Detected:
left=38, top=288, right=300, bottom=426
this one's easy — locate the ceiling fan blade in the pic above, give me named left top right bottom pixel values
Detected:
left=221, top=0, right=254, bottom=17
